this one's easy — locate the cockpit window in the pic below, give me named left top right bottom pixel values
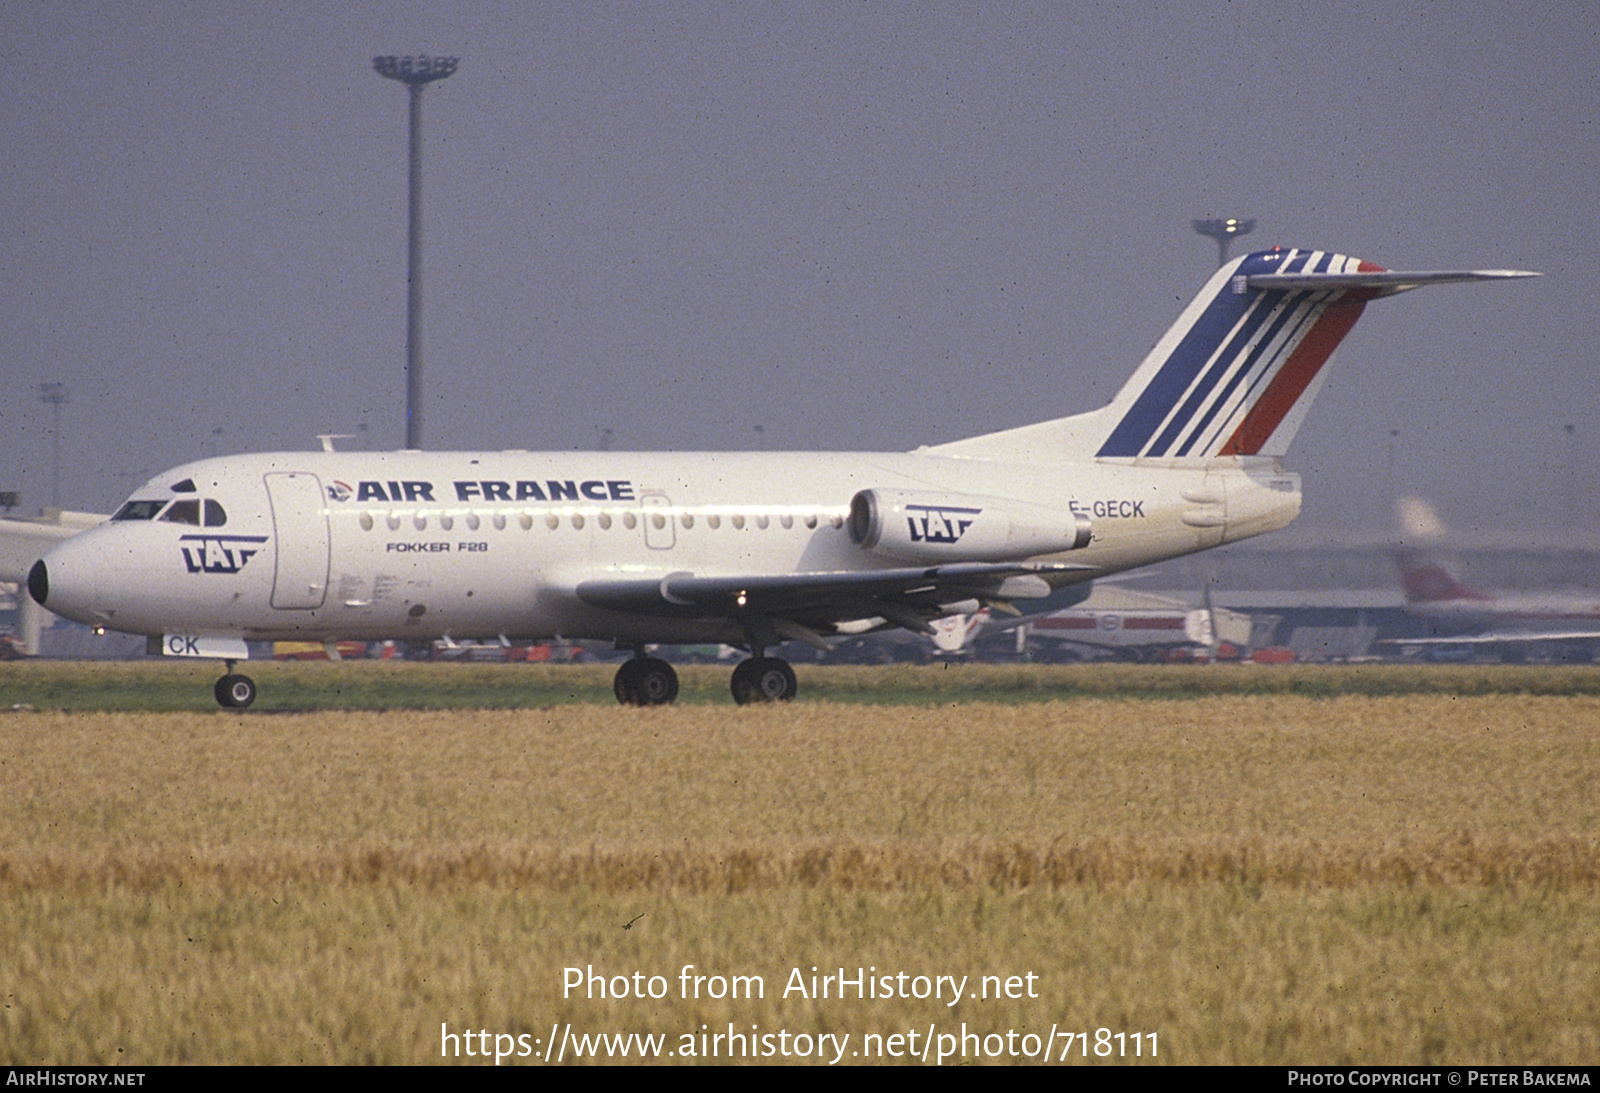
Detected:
left=112, top=500, right=167, bottom=521
left=159, top=499, right=202, bottom=525
left=125, top=497, right=225, bottom=526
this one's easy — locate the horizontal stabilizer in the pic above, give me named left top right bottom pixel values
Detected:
left=931, top=249, right=1539, bottom=465
left=1244, top=268, right=1539, bottom=296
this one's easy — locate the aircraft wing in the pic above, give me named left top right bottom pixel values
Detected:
left=1386, top=629, right=1600, bottom=647
left=576, top=562, right=1088, bottom=639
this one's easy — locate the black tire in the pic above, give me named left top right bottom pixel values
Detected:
left=730, top=656, right=797, bottom=704
left=613, top=659, right=642, bottom=705
left=614, top=657, right=679, bottom=706
left=215, top=673, right=257, bottom=709
left=634, top=657, right=679, bottom=705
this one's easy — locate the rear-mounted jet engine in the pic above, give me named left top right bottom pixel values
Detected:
left=848, top=489, right=1093, bottom=565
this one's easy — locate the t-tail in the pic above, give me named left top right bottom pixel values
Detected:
left=930, top=248, right=1537, bottom=464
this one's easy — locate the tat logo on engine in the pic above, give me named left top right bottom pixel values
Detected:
left=905, top=504, right=982, bottom=545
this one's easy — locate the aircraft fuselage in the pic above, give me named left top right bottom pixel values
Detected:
left=35, top=449, right=1298, bottom=647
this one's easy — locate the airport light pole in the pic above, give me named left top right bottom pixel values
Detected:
left=1193, top=218, right=1256, bottom=269
left=37, top=382, right=68, bottom=509
left=1563, top=422, right=1576, bottom=535
left=1386, top=428, right=1400, bottom=506
left=374, top=53, right=459, bottom=450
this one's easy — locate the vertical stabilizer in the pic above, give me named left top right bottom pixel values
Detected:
left=1095, top=250, right=1376, bottom=460
left=927, top=250, right=1537, bottom=465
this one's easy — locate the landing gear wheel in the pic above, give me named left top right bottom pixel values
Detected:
left=730, top=656, right=797, bottom=704
left=613, top=657, right=679, bottom=707
left=215, top=673, right=257, bottom=709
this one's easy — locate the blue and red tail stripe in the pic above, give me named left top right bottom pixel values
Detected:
left=1096, top=250, right=1382, bottom=459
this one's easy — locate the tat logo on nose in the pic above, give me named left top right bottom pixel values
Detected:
left=178, top=534, right=268, bottom=575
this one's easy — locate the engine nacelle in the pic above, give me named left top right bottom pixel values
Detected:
left=848, top=489, right=1092, bottom=564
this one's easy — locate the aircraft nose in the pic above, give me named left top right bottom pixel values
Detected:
left=27, top=558, right=49, bottom=607
left=29, top=536, right=118, bottom=627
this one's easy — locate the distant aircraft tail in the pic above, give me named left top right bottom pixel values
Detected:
left=1394, top=549, right=1495, bottom=604
left=1393, top=497, right=1494, bottom=604
left=929, top=249, right=1537, bottom=464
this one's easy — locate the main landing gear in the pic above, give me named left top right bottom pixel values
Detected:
left=214, top=663, right=257, bottom=709
left=613, top=656, right=680, bottom=707
left=611, top=652, right=798, bottom=706
left=729, top=656, right=797, bottom=704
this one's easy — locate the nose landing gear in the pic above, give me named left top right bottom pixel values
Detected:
left=214, top=663, right=257, bottom=709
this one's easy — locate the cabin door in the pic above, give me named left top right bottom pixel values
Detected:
left=264, top=472, right=330, bottom=609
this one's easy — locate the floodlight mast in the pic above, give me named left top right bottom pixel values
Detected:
left=374, top=54, right=459, bottom=450
left=37, top=382, right=69, bottom=509
left=1193, top=218, right=1256, bottom=269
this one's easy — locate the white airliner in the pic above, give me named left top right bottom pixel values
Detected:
left=27, top=248, right=1536, bottom=706
left=1388, top=496, right=1600, bottom=660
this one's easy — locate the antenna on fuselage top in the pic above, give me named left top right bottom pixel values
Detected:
left=317, top=434, right=354, bottom=453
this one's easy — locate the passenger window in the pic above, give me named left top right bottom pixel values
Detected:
left=159, top=500, right=202, bottom=525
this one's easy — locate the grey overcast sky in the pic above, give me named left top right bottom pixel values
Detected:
left=2, top=0, right=1594, bottom=541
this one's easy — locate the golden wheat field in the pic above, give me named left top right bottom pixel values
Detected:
left=2, top=663, right=1598, bottom=1065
